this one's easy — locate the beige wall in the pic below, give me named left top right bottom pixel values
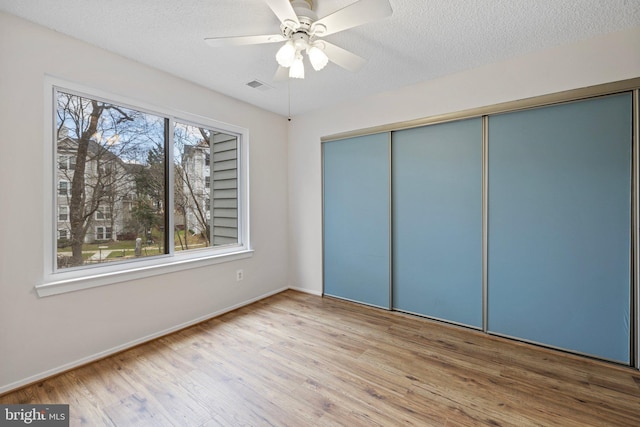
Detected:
left=287, top=26, right=640, bottom=296
left=0, top=12, right=289, bottom=392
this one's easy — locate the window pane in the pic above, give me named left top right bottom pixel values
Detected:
left=173, top=122, right=238, bottom=251
left=55, top=91, right=167, bottom=269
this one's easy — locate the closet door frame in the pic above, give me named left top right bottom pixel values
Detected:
left=634, top=88, right=639, bottom=369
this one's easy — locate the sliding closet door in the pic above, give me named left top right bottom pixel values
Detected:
left=393, top=118, right=482, bottom=327
left=323, top=133, right=391, bottom=308
left=488, top=93, right=632, bottom=363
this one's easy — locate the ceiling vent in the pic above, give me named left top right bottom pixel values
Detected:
left=246, top=79, right=273, bottom=91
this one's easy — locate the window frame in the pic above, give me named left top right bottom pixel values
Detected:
left=58, top=180, right=70, bottom=196
left=95, top=205, right=112, bottom=221
left=95, top=226, right=112, bottom=241
left=58, top=154, right=76, bottom=170
left=39, top=77, right=252, bottom=297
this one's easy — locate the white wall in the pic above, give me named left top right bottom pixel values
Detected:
left=2, top=11, right=639, bottom=393
left=288, top=26, right=640, bottom=295
left=0, top=12, right=289, bottom=392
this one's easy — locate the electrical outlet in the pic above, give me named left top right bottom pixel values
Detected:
left=236, top=269, right=244, bottom=281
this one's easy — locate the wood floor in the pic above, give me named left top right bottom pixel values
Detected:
left=2, top=290, right=640, bottom=426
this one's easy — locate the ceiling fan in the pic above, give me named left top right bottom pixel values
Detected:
left=204, top=0, right=393, bottom=79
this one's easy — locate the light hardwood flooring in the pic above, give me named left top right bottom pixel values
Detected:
left=2, top=290, right=640, bottom=426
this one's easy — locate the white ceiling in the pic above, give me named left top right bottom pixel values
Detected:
left=1, top=0, right=639, bottom=117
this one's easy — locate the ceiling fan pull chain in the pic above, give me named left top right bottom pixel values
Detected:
left=288, top=78, right=292, bottom=122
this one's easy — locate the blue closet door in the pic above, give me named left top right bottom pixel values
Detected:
left=323, top=133, right=391, bottom=308
left=392, top=118, right=483, bottom=328
left=488, top=93, right=632, bottom=363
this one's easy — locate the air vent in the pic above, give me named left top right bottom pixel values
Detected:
left=246, top=79, right=273, bottom=91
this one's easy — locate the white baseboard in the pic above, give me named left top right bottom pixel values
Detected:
left=0, top=286, right=288, bottom=395
left=288, top=286, right=322, bottom=296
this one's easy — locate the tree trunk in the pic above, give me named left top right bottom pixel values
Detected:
left=69, top=101, right=103, bottom=266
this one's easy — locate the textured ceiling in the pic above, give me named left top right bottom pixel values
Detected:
left=1, top=0, right=639, bottom=117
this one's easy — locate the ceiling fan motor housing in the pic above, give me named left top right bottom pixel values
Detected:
left=282, top=0, right=319, bottom=39
left=291, top=0, right=313, bottom=11
left=291, top=31, right=310, bottom=49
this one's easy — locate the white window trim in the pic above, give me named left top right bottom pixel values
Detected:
left=40, top=76, right=252, bottom=297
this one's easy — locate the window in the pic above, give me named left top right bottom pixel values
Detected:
left=58, top=180, right=69, bottom=196
left=43, top=83, right=250, bottom=295
left=95, top=206, right=112, bottom=220
left=174, top=122, right=238, bottom=250
left=58, top=206, right=68, bottom=221
left=54, top=90, right=166, bottom=269
left=58, top=154, right=76, bottom=170
left=96, top=226, right=112, bottom=240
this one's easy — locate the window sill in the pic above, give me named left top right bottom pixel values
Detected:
left=37, top=249, right=254, bottom=297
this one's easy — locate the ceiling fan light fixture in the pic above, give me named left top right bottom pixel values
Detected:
left=307, top=45, right=328, bottom=71
left=205, top=0, right=394, bottom=80
left=276, top=41, right=296, bottom=67
left=289, top=55, right=305, bottom=79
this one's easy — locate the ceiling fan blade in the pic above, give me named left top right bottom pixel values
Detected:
left=312, top=0, right=392, bottom=37
left=204, top=34, right=285, bottom=47
left=273, top=66, right=289, bottom=82
left=264, top=0, right=300, bottom=27
left=322, top=41, right=367, bottom=72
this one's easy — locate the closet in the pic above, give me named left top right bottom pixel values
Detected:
left=323, top=82, right=638, bottom=366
